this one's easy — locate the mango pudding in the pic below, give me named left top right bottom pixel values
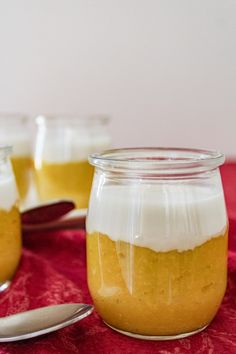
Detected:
left=87, top=183, right=228, bottom=338
left=0, top=155, right=22, bottom=289
left=34, top=115, right=111, bottom=209
left=35, top=160, right=94, bottom=208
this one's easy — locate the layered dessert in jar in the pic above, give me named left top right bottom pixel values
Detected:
left=34, top=115, right=111, bottom=209
left=86, top=148, right=228, bottom=339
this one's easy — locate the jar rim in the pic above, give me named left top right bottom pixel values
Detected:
left=89, top=147, right=225, bottom=175
left=36, top=114, right=110, bottom=127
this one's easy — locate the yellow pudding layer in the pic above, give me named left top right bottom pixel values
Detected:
left=87, top=231, right=228, bottom=336
left=0, top=206, right=22, bottom=283
left=34, top=160, right=94, bottom=209
left=11, top=156, right=31, bottom=202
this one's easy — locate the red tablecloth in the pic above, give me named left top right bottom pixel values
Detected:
left=0, top=164, right=236, bottom=354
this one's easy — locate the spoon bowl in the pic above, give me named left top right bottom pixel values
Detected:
left=0, top=303, right=93, bottom=342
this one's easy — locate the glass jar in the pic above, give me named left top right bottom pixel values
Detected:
left=0, top=146, right=22, bottom=292
left=33, top=115, right=111, bottom=209
left=0, top=114, right=31, bottom=204
left=86, top=147, right=228, bottom=340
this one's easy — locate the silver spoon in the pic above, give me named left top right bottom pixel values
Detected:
left=0, top=303, right=93, bottom=342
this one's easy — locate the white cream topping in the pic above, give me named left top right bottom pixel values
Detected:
left=87, top=184, right=228, bottom=252
left=0, top=134, right=30, bottom=157
left=43, top=138, right=110, bottom=162
left=0, top=175, right=18, bottom=211
left=37, top=134, right=111, bottom=163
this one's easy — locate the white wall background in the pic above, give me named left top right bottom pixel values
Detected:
left=0, top=0, right=235, bottom=156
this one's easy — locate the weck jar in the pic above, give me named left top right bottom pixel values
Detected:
left=86, top=147, right=228, bottom=340
left=0, top=146, right=22, bottom=292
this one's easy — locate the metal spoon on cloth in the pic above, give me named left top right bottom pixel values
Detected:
left=0, top=303, right=93, bottom=342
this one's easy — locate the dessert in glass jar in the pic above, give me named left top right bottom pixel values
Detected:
left=0, top=146, right=22, bottom=291
left=34, top=115, right=111, bottom=209
left=86, top=148, right=228, bottom=340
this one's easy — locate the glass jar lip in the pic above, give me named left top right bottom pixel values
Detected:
left=0, top=145, right=12, bottom=159
left=89, top=147, right=225, bottom=175
left=35, top=114, right=110, bottom=127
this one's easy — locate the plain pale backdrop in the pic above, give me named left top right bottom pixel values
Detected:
left=0, top=0, right=235, bottom=156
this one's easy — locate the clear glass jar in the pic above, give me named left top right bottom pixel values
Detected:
left=86, top=147, right=228, bottom=340
left=0, top=146, right=22, bottom=292
left=33, top=115, right=111, bottom=209
left=0, top=114, right=31, bottom=204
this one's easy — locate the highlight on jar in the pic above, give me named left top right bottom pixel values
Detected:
left=0, top=146, right=22, bottom=292
left=33, top=115, right=111, bottom=209
left=86, top=148, right=228, bottom=340
left=0, top=114, right=32, bottom=206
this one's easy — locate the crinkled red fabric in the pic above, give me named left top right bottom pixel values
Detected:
left=0, top=164, right=235, bottom=354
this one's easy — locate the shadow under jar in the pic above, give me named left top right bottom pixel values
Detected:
left=33, top=115, right=111, bottom=209
left=86, top=147, right=228, bottom=340
left=0, top=146, right=22, bottom=292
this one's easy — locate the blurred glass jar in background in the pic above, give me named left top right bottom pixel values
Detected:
left=87, top=148, right=228, bottom=340
left=0, top=114, right=32, bottom=205
left=0, top=146, right=22, bottom=291
left=33, top=115, right=111, bottom=209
